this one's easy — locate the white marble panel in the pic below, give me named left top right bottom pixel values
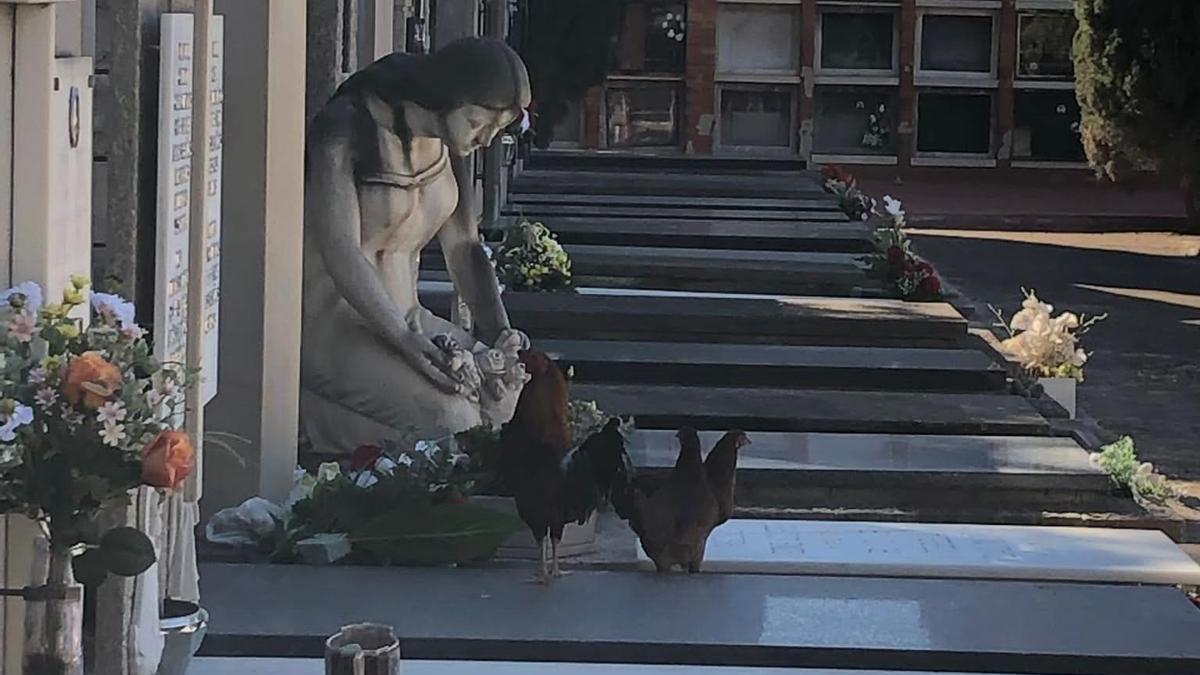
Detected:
left=636, top=519, right=1200, bottom=585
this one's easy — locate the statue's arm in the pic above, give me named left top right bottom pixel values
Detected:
left=306, top=122, right=461, bottom=394
left=437, top=153, right=511, bottom=344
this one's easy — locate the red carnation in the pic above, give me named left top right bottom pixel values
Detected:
left=886, top=246, right=906, bottom=267
left=918, top=274, right=942, bottom=297
left=350, top=444, right=385, bottom=472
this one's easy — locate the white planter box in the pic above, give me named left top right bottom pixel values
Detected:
left=470, top=495, right=598, bottom=560
left=1039, top=377, right=1077, bottom=419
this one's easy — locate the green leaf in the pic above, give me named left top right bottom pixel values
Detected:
left=347, top=502, right=522, bottom=566
left=72, top=549, right=110, bottom=586
left=98, top=526, right=157, bottom=576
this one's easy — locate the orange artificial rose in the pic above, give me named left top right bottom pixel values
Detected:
left=61, top=351, right=123, bottom=409
left=140, top=430, right=195, bottom=490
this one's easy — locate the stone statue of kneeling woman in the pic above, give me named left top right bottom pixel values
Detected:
left=301, top=38, right=532, bottom=453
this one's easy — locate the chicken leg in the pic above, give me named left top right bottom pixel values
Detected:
left=526, top=536, right=550, bottom=585
left=550, top=537, right=571, bottom=578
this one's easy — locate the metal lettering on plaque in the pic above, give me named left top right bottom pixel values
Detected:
left=155, top=14, right=224, bottom=405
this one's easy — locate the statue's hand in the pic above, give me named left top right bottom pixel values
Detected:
left=397, top=331, right=467, bottom=395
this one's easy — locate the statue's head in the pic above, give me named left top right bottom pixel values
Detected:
left=341, top=37, right=532, bottom=157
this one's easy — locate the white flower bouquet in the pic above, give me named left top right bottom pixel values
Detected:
left=991, top=289, right=1105, bottom=381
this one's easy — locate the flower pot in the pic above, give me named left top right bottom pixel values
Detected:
left=325, top=623, right=401, bottom=675
left=23, top=541, right=83, bottom=675
left=469, top=495, right=597, bottom=559
left=156, top=599, right=208, bottom=675
left=1038, top=377, right=1077, bottom=419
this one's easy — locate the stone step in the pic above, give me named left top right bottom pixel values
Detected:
left=633, top=520, right=1200, bottom=586
left=192, top=659, right=1037, bottom=675
left=424, top=246, right=880, bottom=296
left=508, top=193, right=833, bottom=211
left=544, top=341, right=1004, bottom=392
left=626, top=431, right=1110, bottom=509
left=524, top=150, right=809, bottom=174
left=198, top=563, right=1200, bottom=673
left=504, top=205, right=847, bottom=222
left=419, top=289, right=970, bottom=348
left=571, top=384, right=1049, bottom=436
left=487, top=216, right=874, bottom=253
left=511, top=170, right=826, bottom=198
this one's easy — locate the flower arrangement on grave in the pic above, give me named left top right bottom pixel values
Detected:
left=1089, top=436, right=1173, bottom=504
left=661, top=11, right=686, bottom=42
left=862, top=196, right=943, bottom=300
left=820, top=165, right=875, bottom=222
left=0, top=278, right=193, bottom=673
left=989, top=289, right=1105, bottom=381
left=492, top=219, right=574, bottom=292
left=258, top=438, right=523, bottom=566
left=859, top=100, right=890, bottom=151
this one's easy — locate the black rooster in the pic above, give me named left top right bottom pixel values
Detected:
left=500, top=350, right=631, bottom=584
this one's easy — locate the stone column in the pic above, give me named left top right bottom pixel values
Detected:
left=204, top=0, right=305, bottom=517
left=306, top=0, right=354, bottom=126
left=684, top=0, right=716, bottom=154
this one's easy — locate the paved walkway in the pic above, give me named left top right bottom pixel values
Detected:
left=913, top=230, right=1200, bottom=496
left=855, top=172, right=1189, bottom=230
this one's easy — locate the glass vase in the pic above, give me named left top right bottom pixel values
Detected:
left=23, top=538, right=84, bottom=675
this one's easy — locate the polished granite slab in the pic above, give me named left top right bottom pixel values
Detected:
left=542, top=341, right=1003, bottom=391
left=198, top=564, right=1200, bottom=673
left=634, top=519, right=1200, bottom=585
left=192, top=659, right=1023, bottom=675
left=511, top=172, right=827, bottom=198
left=508, top=193, right=834, bottom=211
left=571, top=384, right=1049, bottom=436
left=424, top=246, right=877, bottom=294
left=419, top=287, right=968, bottom=346
left=626, top=431, right=1103, bottom=486
left=487, top=217, right=874, bottom=253
left=502, top=205, right=847, bottom=222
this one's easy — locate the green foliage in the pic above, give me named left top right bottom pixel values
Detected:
left=1092, top=436, right=1174, bottom=504
left=1073, top=1, right=1200, bottom=223
left=521, top=0, right=624, bottom=147
left=455, top=425, right=505, bottom=494
left=349, top=502, right=523, bottom=566
left=97, top=526, right=157, bottom=576
left=277, top=442, right=520, bottom=566
left=493, top=220, right=574, bottom=292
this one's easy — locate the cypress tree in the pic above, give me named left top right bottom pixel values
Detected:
left=1073, top=1, right=1200, bottom=228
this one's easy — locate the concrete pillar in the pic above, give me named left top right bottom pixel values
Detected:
left=432, top=0, right=476, bottom=49
left=360, top=0, right=394, bottom=64
left=205, top=0, right=305, bottom=517
left=0, top=2, right=93, bottom=672
left=306, top=0, right=353, bottom=125
left=481, top=0, right=507, bottom=224
left=798, top=0, right=817, bottom=160
left=582, top=85, right=601, bottom=149
left=684, top=0, right=716, bottom=154
left=996, top=0, right=1017, bottom=166
left=897, top=0, right=917, bottom=173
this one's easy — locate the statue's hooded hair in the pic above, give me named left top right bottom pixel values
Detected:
left=329, top=37, right=532, bottom=173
